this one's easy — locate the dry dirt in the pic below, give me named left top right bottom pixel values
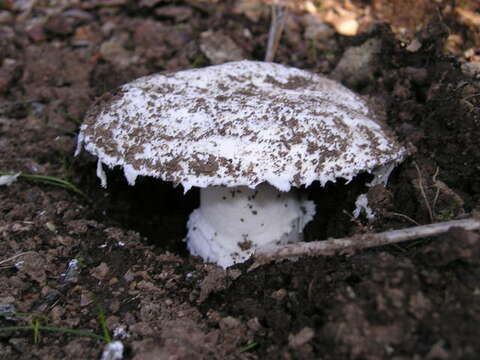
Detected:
left=1, top=0, right=480, bottom=359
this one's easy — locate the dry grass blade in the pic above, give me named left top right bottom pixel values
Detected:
left=413, top=161, right=434, bottom=222
left=0, top=251, right=37, bottom=269
left=265, top=5, right=288, bottom=62
left=253, top=216, right=480, bottom=266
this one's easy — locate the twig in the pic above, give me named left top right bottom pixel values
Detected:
left=265, top=4, right=288, bottom=62
left=253, top=216, right=480, bottom=265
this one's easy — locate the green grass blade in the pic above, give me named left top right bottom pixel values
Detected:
left=97, top=307, right=112, bottom=343
left=0, top=172, right=89, bottom=200
left=33, top=319, right=40, bottom=344
left=239, top=342, right=258, bottom=353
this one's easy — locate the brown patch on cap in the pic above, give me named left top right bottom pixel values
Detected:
left=189, top=154, right=219, bottom=176
left=238, top=239, right=253, bottom=251
left=264, top=75, right=311, bottom=90
left=84, top=87, right=126, bottom=126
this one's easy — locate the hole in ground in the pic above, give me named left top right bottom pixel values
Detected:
left=85, top=166, right=373, bottom=257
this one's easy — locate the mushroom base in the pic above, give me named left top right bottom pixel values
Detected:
left=186, top=184, right=316, bottom=268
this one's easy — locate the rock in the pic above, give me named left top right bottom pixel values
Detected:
left=200, top=30, right=246, bottom=65
left=233, top=0, right=266, bottom=22
left=44, top=13, right=78, bottom=36
left=219, top=316, right=241, bottom=330
left=324, top=9, right=358, bottom=36
left=302, top=14, right=335, bottom=41
left=72, top=25, right=99, bottom=47
left=80, top=290, right=94, bottom=307
left=91, top=262, right=110, bottom=280
left=334, top=17, right=358, bottom=36
left=461, top=62, right=480, bottom=78
left=62, top=8, right=94, bottom=22
left=154, top=5, right=193, bottom=22
left=80, top=0, right=128, bottom=9
left=289, top=327, right=315, bottom=348
left=99, top=33, right=137, bottom=69
left=139, top=0, right=164, bottom=7
left=25, top=21, right=47, bottom=42
left=0, top=58, right=19, bottom=94
left=406, top=38, right=422, bottom=52
left=0, top=10, right=13, bottom=24
left=331, top=37, right=382, bottom=87
left=15, top=252, right=46, bottom=285
left=131, top=20, right=174, bottom=62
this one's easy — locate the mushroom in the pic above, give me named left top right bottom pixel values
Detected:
left=76, top=60, right=406, bottom=268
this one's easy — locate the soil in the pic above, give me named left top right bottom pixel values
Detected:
left=1, top=0, right=480, bottom=359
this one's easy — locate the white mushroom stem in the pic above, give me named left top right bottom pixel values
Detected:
left=253, top=216, right=480, bottom=266
left=186, top=184, right=316, bottom=268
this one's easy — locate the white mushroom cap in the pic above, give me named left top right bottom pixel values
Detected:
left=77, top=60, right=405, bottom=191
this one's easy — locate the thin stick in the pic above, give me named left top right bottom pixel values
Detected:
left=254, top=217, right=480, bottom=265
left=265, top=4, right=288, bottom=62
